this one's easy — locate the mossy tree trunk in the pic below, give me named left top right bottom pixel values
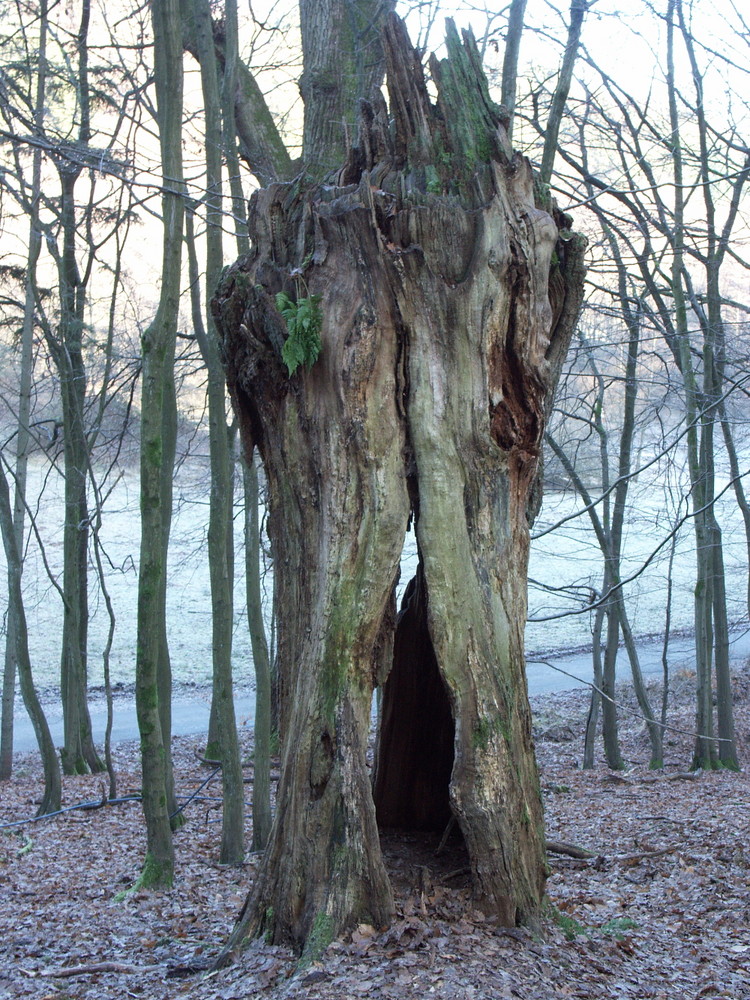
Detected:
left=214, top=15, right=584, bottom=958
left=299, top=0, right=396, bottom=176
left=135, top=0, right=185, bottom=888
left=184, top=0, right=244, bottom=864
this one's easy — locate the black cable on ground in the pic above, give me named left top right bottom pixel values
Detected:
left=3, top=763, right=226, bottom=831
left=0, top=795, right=142, bottom=831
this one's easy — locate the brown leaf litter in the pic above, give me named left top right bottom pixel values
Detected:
left=1, top=667, right=749, bottom=999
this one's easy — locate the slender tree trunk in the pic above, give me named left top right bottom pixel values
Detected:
left=135, top=0, right=185, bottom=888
left=0, top=0, right=47, bottom=779
left=610, top=307, right=662, bottom=767
left=583, top=598, right=605, bottom=769
left=56, top=309, right=99, bottom=774
left=214, top=16, right=584, bottom=956
left=539, top=0, right=589, bottom=188
left=500, top=0, right=528, bottom=140
left=158, top=352, right=181, bottom=827
left=185, top=0, right=244, bottom=862
left=43, top=0, right=102, bottom=777
left=600, top=581, right=624, bottom=770
left=544, top=429, right=624, bottom=769
left=619, top=608, right=662, bottom=767
left=220, top=0, right=251, bottom=258
left=661, top=528, right=677, bottom=733
left=711, top=521, right=737, bottom=768
left=676, top=0, right=738, bottom=768
left=0, top=461, right=61, bottom=814
left=718, top=404, right=750, bottom=622
left=91, top=519, right=117, bottom=800
left=185, top=209, right=242, bottom=860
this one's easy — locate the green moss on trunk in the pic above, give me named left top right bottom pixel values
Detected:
left=137, top=850, right=174, bottom=890
left=299, top=912, right=335, bottom=967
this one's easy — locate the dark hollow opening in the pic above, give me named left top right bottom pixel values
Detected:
left=373, top=559, right=456, bottom=832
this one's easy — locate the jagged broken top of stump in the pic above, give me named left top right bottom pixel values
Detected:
left=337, top=14, right=516, bottom=205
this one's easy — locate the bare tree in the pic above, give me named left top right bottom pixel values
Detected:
left=0, top=0, right=48, bottom=780
left=521, top=0, right=748, bottom=769
left=0, top=457, right=61, bottom=814
left=134, top=0, right=186, bottom=888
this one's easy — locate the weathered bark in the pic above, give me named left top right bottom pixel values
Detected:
left=213, top=16, right=584, bottom=957
left=243, top=456, right=273, bottom=852
left=299, top=0, right=397, bottom=176
left=218, top=172, right=408, bottom=956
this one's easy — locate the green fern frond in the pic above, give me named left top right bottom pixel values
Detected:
left=275, top=291, right=323, bottom=376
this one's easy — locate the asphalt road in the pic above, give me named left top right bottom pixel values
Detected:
left=11, top=629, right=750, bottom=754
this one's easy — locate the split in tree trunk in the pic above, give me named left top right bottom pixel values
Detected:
left=373, top=562, right=454, bottom=832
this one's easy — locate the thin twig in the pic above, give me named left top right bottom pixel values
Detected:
left=527, top=658, right=735, bottom=743
left=39, top=962, right=164, bottom=978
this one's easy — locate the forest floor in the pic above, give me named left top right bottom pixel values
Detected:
left=2, top=669, right=750, bottom=1000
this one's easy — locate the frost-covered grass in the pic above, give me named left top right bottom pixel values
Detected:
left=4, top=458, right=748, bottom=692
left=527, top=477, right=749, bottom=655
left=5, top=460, right=260, bottom=691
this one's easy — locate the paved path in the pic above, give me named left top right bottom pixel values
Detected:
left=11, top=690, right=257, bottom=755
left=11, top=629, right=750, bottom=753
left=526, top=627, right=750, bottom=695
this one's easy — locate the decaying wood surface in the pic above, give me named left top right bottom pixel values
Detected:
left=213, top=14, right=585, bottom=955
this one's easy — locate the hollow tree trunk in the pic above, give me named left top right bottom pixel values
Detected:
left=374, top=563, right=454, bottom=831
left=214, top=16, right=584, bottom=958
left=219, top=178, right=409, bottom=956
